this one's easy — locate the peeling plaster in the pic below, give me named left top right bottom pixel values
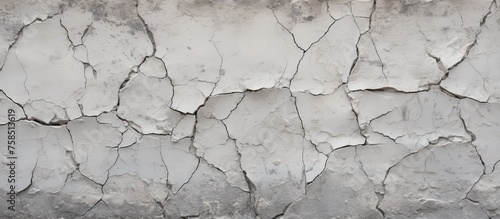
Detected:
left=1, top=0, right=500, bottom=218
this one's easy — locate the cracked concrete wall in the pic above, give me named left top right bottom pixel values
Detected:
left=0, top=0, right=499, bottom=218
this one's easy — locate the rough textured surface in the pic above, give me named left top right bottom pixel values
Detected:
left=1, top=0, right=499, bottom=218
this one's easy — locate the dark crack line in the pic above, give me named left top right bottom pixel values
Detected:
left=0, top=90, right=27, bottom=119
left=368, top=34, right=388, bottom=84
left=441, top=0, right=496, bottom=75
left=80, top=21, right=94, bottom=46
left=270, top=9, right=306, bottom=52
left=287, top=52, right=305, bottom=89
left=219, top=93, right=245, bottom=121
left=457, top=105, right=487, bottom=203
left=219, top=119, right=259, bottom=216
left=182, top=40, right=224, bottom=116
left=346, top=89, right=368, bottom=144
left=271, top=4, right=344, bottom=89
left=290, top=92, right=308, bottom=192
left=59, top=19, right=74, bottom=47
left=157, top=138, right=170, bottom=185
left=457, top=105, right=477, bottom=143
left=439, top=86, right=490, bottom=103
left=0, top=12, right=63, bottom=71
left=81, top=199, right=104, bottom=218
left=173, top=158, right=200, bottom=195
left=136, top=0, right=157, bottom=56
left=65, top=126, right=81, bottom=171
left=377, top=144, right=437, bottom=214
left=355, top=146, right=385, bottom=217
left=16, top=154, right=38, bottom=196
left=305, top=144, right=328, bottom=187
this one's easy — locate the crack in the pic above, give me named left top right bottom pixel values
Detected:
left=219, top=93, right=245, bottom=121
left=367, top=34, right=388, bottom=84
left=173, top=158, right=200, bottom=195
left=458, top=9, right=465, bottom=28
left=13, top=50, right=31, bottom=98
left=346, top=0, right=384, bottom=84
left=271, top=4, right=345, bottom=89
left=463, top=197, right=491, bottom=218
left=80, top=198, right=115, bottom=219
left=242, top=169, right=259, bottom=218
left=426, top=51, right=447, bottom=74
left=136, top=0, right=156, bottom=56
left=440, top=86, right=490, bottom=103
left=492, top=159, right=500, bottom=173
left=467, top=58, right=491, bottom=101
left=355, top=146, right=385, bottom=217
left=198, top=154, right=250, bottom=194
left=100, top=147, right=121, bottom=194
left=113, top=70, right=138, bottom=114
left=304, top=18, right=341, bottom=52
left=329, top=144, right=359, bottom=154
left=16, top=152, right=39, bottom=196
left=457, top=105, right=487, bottom=203
left=154, top=198, right=167, bottom=219
left=286, top=52, right=305, bottom=89
left=180, top=215, right=200, bottom=219
left=59, top=19, right=74, bottom=47
left=25, top=98, right=74, bottom=124
left=377, top=145, right=431, bottom=214
left=62, top=169, right=77, bottom=188
left=182, top=39, right=224, bottom=116
left=80, top=21, right=93, bottom=46
left=0, top=90, right=27, bottom=119
left=368, top=0, right=377, bottom=32
left=16, top=127, right=53, bottom=196
left=271, top=202, right=294, bottom=219
left=269, top=9, right=306, bottom=88
left=158, top=137, right=170, bottom=188
left=346, top=88, right=368, bottom=144
left=270, top=9, right=306, bottom=52
left=282, top=12, right=346, bottom=89
left=0, top=12, right=63, bottom=71
left=81, top=199, right=104, bottom=218
left=348, top=14, right=362, bottom=83
left=349, top=0, right=388, bottom=86
left=462, top=144, right=486, bottom=201
left=219, top=119, right=259, bottom=216
left=371, top=129, right=398, bottom=142
left=349, top=85, right=432, bottom=93
left=290, top=92, right=308, bottom=193
left=112, top=1, right=164, bottom=116
left=20, top=115, right=68, bottom=127
left=439, top=0, right=496, bottom=75
left=65, top=126, right=81, bottom=171
left=305, top=144, right=328, bottom=186
left=457, top=105, right=477, bottom=143
left=164, top=74, right=180, bottom=115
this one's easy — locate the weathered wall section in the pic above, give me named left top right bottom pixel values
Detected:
left=1, top=0, right=499, bottom=218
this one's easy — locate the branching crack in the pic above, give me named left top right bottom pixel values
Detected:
left=270, top=9, right=306, bottom=52
left=0, top=12, right=63, bottom=71
left=219, top=119, right=259, bottom=216
left=447, top=0, right=495, bottom=73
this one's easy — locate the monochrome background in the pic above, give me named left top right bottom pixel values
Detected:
left=1, top=0, right=499, bottom=218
